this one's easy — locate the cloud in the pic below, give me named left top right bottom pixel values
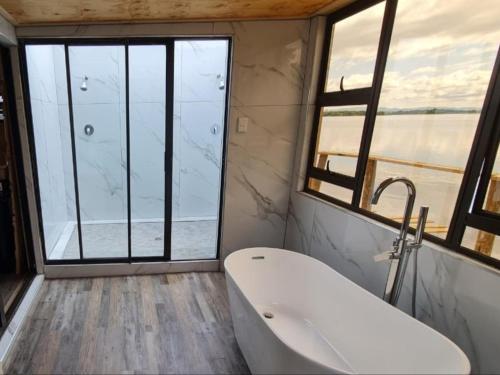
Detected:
left=326, top=0, right=500, bottom=107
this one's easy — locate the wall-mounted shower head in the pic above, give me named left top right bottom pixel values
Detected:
left=217, top=74, right=225, bottom=90
left=80, top=76, right=88, bottom=91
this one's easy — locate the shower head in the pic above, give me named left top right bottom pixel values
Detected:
left=80, top=76, right=88, bottom=91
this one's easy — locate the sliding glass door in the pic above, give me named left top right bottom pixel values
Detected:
left=69, top=45, right=128, bottom=259
left=171, top=40, right=228, bottom=260
left=22, top=38, right=230, bottom=263
left=129, top=45, right=167, bottom=258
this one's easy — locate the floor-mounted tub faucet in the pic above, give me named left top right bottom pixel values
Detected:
left=371, top=177, right=428, bottom=314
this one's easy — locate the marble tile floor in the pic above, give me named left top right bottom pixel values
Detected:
left=52, top=220, right=218, bottom=260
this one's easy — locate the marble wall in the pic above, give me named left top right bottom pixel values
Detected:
left=217, top=21, right=309, bottom=258
left=25, top=45, right=74, bottom=255
left=284, top=16, right=500, bottom=374
left=173, top=40, right=227, bottom=220
left=26, top=42, right=227, bottom=223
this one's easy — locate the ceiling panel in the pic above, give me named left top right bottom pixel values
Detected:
left=0, top=0, right=353, bottom=26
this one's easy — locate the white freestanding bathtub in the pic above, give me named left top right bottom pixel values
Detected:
left=225, top=248, right=470, bottom=374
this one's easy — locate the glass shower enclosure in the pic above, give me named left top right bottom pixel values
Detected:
left=21, top=38, right=230, bottom=263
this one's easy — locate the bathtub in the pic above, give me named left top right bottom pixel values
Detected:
left=225, top=248, right=470, bottom=374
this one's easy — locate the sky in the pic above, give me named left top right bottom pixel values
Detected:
left=326, top=0, right=500, bottom=109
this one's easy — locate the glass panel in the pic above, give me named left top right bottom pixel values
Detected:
left=324, top=2, right=385, bottom=92
left=25, top=45, right=80, bottom=260
left=313, top=106, right=366, bottom=176
left=308, top=178, right=353, bottom=204
left=482, top=147, right=500, bottom=214
left=462, top=227, right=500, bottom=261
left=129, top=45, right=166, bottom=257
left=171, top=40, right=228, bottom=260
left=69, top=46, right=128, bottom=259
left=363, top=0, right=500, bottom=239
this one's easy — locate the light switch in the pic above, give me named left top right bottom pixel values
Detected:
left=237, top=117, right=248, bottom=133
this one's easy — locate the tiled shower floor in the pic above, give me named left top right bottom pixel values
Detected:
left=54, top=220, right=217, bottom=260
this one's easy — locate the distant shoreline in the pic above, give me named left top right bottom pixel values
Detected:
left=324, top=108, right=481, bottom=116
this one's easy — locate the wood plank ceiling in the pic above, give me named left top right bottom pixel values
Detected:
left=0, top=0, right=353, bottom=26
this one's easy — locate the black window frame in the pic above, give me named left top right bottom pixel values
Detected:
left=304, top=0, right=500, bottom=270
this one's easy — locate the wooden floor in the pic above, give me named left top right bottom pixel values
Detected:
left=6, top=272, right=249, bottom=374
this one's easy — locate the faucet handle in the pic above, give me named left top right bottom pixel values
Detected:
left=374, top=250, right=395, bottom=263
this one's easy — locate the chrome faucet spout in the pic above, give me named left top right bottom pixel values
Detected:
left=371, top=177, right=416, bottom=243
left=371, top=177, right=418, bottom=306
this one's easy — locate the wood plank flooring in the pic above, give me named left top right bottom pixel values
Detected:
left=6, top=272, right=250, bottom=374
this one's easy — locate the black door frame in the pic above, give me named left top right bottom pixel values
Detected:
left=18, top=37, right=232, bottom=265
left=0, top=47, right=37, bottom=332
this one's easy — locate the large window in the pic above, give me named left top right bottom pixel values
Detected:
left=306, top=0, right=500, bottom=268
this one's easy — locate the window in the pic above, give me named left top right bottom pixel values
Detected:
left=306, top=0, right=500, bottom=268
left=324, top=2, right=385, bottom=92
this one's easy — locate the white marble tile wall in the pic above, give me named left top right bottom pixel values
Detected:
left=64, top=42, right=226, bottom=222
left=173, top=40, right=227, bottom=220
left=129, top=45, right=166, bottom=220
left=25, top=45, right=71, bottom=255
left=68, top=46, right=127, bottom=222
left=216, top=20, right=310, bottom=258
left=284, top=15, right=500, bottom=374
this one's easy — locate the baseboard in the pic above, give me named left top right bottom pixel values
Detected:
left=44, top=260, right=221, bottom=278
left=0, top=275, right=44, bottom=374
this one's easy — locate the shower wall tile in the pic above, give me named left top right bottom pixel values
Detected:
left=72, top=103, right=126, bottom=221
left=68, top=45, right=126, bottom=106
left=175, top=40, right=228, bottom=103
left=173, top=40, right=228, bottom=220
left=129, top=102, right=165, bottom=219
left=129, top=45, right=166, bottom=104
left=178, top=101, right=224, bottom=218
left=172, top=102, right=181, bottom=218
left=25, top=45, right=71, bottom=257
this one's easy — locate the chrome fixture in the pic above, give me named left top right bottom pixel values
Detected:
left=372, top=177, right=428, bottom=316
left=217, top=74, right=225, bottom=90
left=210, top=124, right=219, bottom=135
left=80, top=75, right=88, bottom=91
left=84, top=124, right=94, bottom=136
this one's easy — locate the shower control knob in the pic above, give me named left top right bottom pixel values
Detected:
left=84, top=124, right=94, bottom=136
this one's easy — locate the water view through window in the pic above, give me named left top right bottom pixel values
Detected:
left=317, top=0, right=500, bottom=256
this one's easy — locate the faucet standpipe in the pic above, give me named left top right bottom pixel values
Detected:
left=370, top=177, right=429, bottom=309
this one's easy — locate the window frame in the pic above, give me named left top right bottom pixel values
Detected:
left=304, top=0, right=500, bottom=269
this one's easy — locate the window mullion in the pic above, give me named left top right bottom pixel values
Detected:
left=352, top=0, right=398, bottom=208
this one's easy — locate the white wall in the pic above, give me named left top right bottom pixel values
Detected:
left=25, top=45, right=72, bottom=254
left=25, top=42, right=228, bottom=224
left=284, top=16, right=500, bottom=374
left=173, top=40, right=227, bottom=220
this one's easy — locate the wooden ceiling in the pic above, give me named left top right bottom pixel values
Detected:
left=0, top=0, right=353, bottom=26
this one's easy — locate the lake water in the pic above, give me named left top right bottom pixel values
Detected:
left=318, top=113, right=499, bottom=257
